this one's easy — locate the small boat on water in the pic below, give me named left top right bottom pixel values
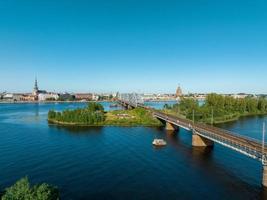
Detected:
left=152, top=139, right=167, bottom=146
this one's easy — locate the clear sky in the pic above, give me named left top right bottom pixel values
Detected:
left=0, top=0, right=266, bottom=94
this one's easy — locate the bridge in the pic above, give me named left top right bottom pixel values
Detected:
left=118, top=93, right=267, bottom=187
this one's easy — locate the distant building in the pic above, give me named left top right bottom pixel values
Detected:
left=176, top=86, right=182, bottom=97
left=75, top=93, right=93, bottom=101
left=231, top=93, right=249, bottom=99
left=38, top=93, right=59, bottom=101
left=142, top=93, right=156, bottom=101
left=98, top=93, right=112, bottom=100
left=92, top=94, right=99, bottom=101
left=141, top=93, right=176, bottom=101
left=58, top=93, right=75, bottom=101
left=2, top=93, right=22, bottom=101
left=3, top=93, right=13, bottom=100
left=13, top=94, right=22, bottom=101
left=20, top=94, right=36, bottom=101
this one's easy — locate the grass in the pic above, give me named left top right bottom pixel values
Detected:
left=104, top=108, right=162, bottom=126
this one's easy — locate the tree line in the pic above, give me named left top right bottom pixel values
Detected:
left=48, top=102, right=105, bottom=125
left=164, top=93, right=267, bottom=124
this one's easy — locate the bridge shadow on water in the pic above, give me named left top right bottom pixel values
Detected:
left=159, top=128, right=267, bottom=200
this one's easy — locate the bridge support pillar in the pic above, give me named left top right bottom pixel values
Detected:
left=192, top=133, right=214, bottom=147
left=262, top=165, right=267, bottom=187
left=165, top=122, right=178, bottom=131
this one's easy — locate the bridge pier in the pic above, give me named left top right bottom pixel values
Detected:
left=262, top=165, right=267, bottom=187
left=165, top=122, right=178, bottom=131
left=192, top=132, right=214, bottom=147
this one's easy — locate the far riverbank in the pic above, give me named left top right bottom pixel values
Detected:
left=0, top=100, right=114, bottom=104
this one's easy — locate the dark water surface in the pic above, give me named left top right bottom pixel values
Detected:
left=0, top=102, right=267, bottom=199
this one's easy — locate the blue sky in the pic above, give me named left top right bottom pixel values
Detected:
left=0, top=0, right=266, bottom=93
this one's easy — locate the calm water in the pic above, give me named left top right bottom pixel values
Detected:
left=0, top=102, right=267, bottom=200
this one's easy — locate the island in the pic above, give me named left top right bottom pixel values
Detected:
left=163, top=93, right=267, bottom=124
left=48, top=102, right=162, bottom=127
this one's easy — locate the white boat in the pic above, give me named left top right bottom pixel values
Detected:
left=152, top=139, right=167, bottom=146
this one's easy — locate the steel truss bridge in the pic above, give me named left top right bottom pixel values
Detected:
left=118, top=93, right=267, bottom=187
left=118, top=93, right=144, bottom=108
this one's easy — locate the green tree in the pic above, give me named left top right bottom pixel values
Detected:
left=246, top=98, right=258, bottom=113
left=48, top=110, right=56, bottom=119
left=48, top=103, right=105, bottom=125
left=87, top=102, right=104, bottom=112
left=163, top=94, right=267, bottom=124
left=258, top=97, right=267, bottom=112
left=2, top=177, right=59, bottom=200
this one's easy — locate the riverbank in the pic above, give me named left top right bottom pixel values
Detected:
left=212, top=112, right=267, bottom=124
left=162, top=94, right=267, bottom=125
left=0, top=100, right=113, bottom=104
left=163, top=109, right=267, bottom=125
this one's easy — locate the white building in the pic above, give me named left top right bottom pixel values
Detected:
left=3, top=93, right=13, bottom=100
left=38, top=93, right=59, bottom=101
left=92, top=94, right=99, bottom=101
left=231, top=93, right=249, bottom=99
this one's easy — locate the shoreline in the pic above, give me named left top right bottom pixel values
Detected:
left=163, top=110, right=267, bottom=125
left=212, top=112, right=267, bottom=124
left=47, top=106, right=163, bottom=127
left=0, top=100, right=113, bottom=104
left=0, top=99, right=177, bottom=104
left=48, top=119, right=163, bottom=127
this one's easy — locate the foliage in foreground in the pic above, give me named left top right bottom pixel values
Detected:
left=163, top=93, right=267, bottom=124
left=1, top=177, right=59, bottom=200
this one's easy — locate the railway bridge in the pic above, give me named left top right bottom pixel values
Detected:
left=118, top=93, right=267, bottom=187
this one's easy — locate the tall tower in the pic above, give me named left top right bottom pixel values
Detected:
left=176, top=85, right=182, bottom=97
left=33, top=78, right=39, bottom=96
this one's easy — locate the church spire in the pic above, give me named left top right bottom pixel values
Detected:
left=33, top=77, right=39, bottom=97
left=34, top=77, right=38, bottom=91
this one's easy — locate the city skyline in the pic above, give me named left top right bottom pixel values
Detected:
left=0, top=0, right=267, bottom=93
left=1, top=77, right=266, bottom=95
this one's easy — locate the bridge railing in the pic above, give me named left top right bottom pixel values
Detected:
left=118, top=93, right=144, bottom=107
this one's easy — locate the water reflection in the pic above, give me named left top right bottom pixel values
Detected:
left=191, top=146, right=214, bottom=158
left=158, top=128, right=264, bottom=199
left=48, top=123, right=103, bottom=135
left=34, top=103, right=39, bottom=119
left=259, top=188, right=267, bottom=199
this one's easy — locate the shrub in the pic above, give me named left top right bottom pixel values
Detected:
left=2, top=177, right=59, bottom=200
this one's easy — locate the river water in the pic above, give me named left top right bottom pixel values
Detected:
left=0, top=102, right=266, bottom=199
